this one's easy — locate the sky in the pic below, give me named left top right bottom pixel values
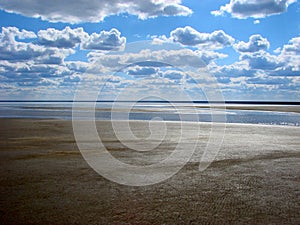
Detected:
left=0, top=0, right=299, bottom=101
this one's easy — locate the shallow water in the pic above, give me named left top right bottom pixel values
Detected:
left=0, top=102, right=299, bottom=126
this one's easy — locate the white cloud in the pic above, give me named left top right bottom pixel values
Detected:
left=274, top=36, right=300, bottom=70
left=40, top=78, right=61, bottom=86
left=0, top=60, right=72, bottom=80
left=1, top=25, right=299, bottom=100
left=151, top=35, right=169, bottom=45
left=81, top=28, right=126, bottom=51
left=196, top=50, right=228, bottom=64
left=280, top=36, right=300, bottom=55
left=213, top=60, right=254, bottom=78
left=211, top=35, right=300, bottom=95
left=236, top=52, right=282, bottom=72
left=1, top=26, right=36, bottom=39
left=212, top=0, right=297, bottom=19
left=63, top=74, right=81, bottom=83
left=162, top=70, right=185, bottom=81
left=170, top=26, right=235, bottom=49
left=88, top=48, right=208, bottom=69
left=66, top=61, right=90, bottom=73
left=0, top=26, right=126, bottom=74
left=0, top=27, right=73, bottom=64
left=89, top=47, right=226, bottom=74
left=235, top=34, right=270, bottom=53
left=127, top=66, right=158, bottom=77
left=37, top=27, right=126, bottom=51
left=38, top=27, right=87, bottom=48
left=268, top=67, right=300, bottom=77
left=0, top=0, right=192, bottom=23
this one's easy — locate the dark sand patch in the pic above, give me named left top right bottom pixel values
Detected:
left=205, top=105, right=300, bottom=113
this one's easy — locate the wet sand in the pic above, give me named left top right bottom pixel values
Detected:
left=23, top=105, right=300, bottom=113
left=0, top=119, right=299, bottom=224
left=224, top=105, right=300, bottom=113
left=198, top=105, right=300, bottom=114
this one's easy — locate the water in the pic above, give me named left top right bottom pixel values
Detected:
left=0, top=102, right=299, bottom=127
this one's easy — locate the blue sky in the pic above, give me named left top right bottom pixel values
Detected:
left=0, top=0, right=299, bottom=101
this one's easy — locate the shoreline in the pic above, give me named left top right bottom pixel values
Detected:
left=2, top=117, right=300, bottom=129
left=3, top=104, right=300, bottom=113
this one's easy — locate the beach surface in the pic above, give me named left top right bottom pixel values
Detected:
left=0, top=118, right=299, bottom=224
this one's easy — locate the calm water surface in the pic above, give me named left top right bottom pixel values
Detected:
left=0, top=102, right=299, bottom=127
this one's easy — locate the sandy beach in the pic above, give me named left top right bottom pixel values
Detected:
left=0, top=118, right=299, bottom=224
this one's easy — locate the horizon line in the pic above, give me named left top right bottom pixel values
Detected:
left=0, top=100, right=300, bottom=105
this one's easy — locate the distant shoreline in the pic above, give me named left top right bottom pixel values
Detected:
left=1, top=100, right=300, bottom=105
left=2, top=103, right=300, bottom=114
left=1, top=103, right=300, bottom=126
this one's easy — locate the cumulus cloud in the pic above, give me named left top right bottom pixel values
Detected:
left=212, top=62, right=295, bottom=94
left=0, top=60, right=71, bottom=79
left=0, top=27, right=73, bottom=64
left=196, top=50, right=228, bottom=64
left=88, top=48, right=212, bottom=70
left=66, top=61, right=90, bottom=73
left=127, top=66, right=158, bottom=77
left=170, top=26, right=235, bottom=49
left=0, top=0, right=192, bottom=23
left=241, top=36, right=300, bottom=73
left=37, top=27, right=126, bottom=51
left=37, top=27, right=87, bottom=48
left=0, top=26, right=126, bottom=73
left=247, top=76, right=291, bottom=85
left=280, top=36, right=300, bottom=54
left=2, top=25, right=299, bottom=100
left=274, top=37, right=300, bottom=71
left=235, top=34, right=270, bottom=53
left=268, top=67, right=300, bottom=77
left=163, top=70, right=185, bottom=80
left=212, top=0, right=297, bottom=19
left=211, top=35, right=300, bottom=93
left=213, top=61, right=255, bottom=78
left=1, top=26, right=36, bottom=40
left=0, top=26, right=93, bottom=93
left=241, top=52, right=283, bottom=70
left=63, top=74, right=81, bottom=83
left=81, top=28, right=126, bottom=51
